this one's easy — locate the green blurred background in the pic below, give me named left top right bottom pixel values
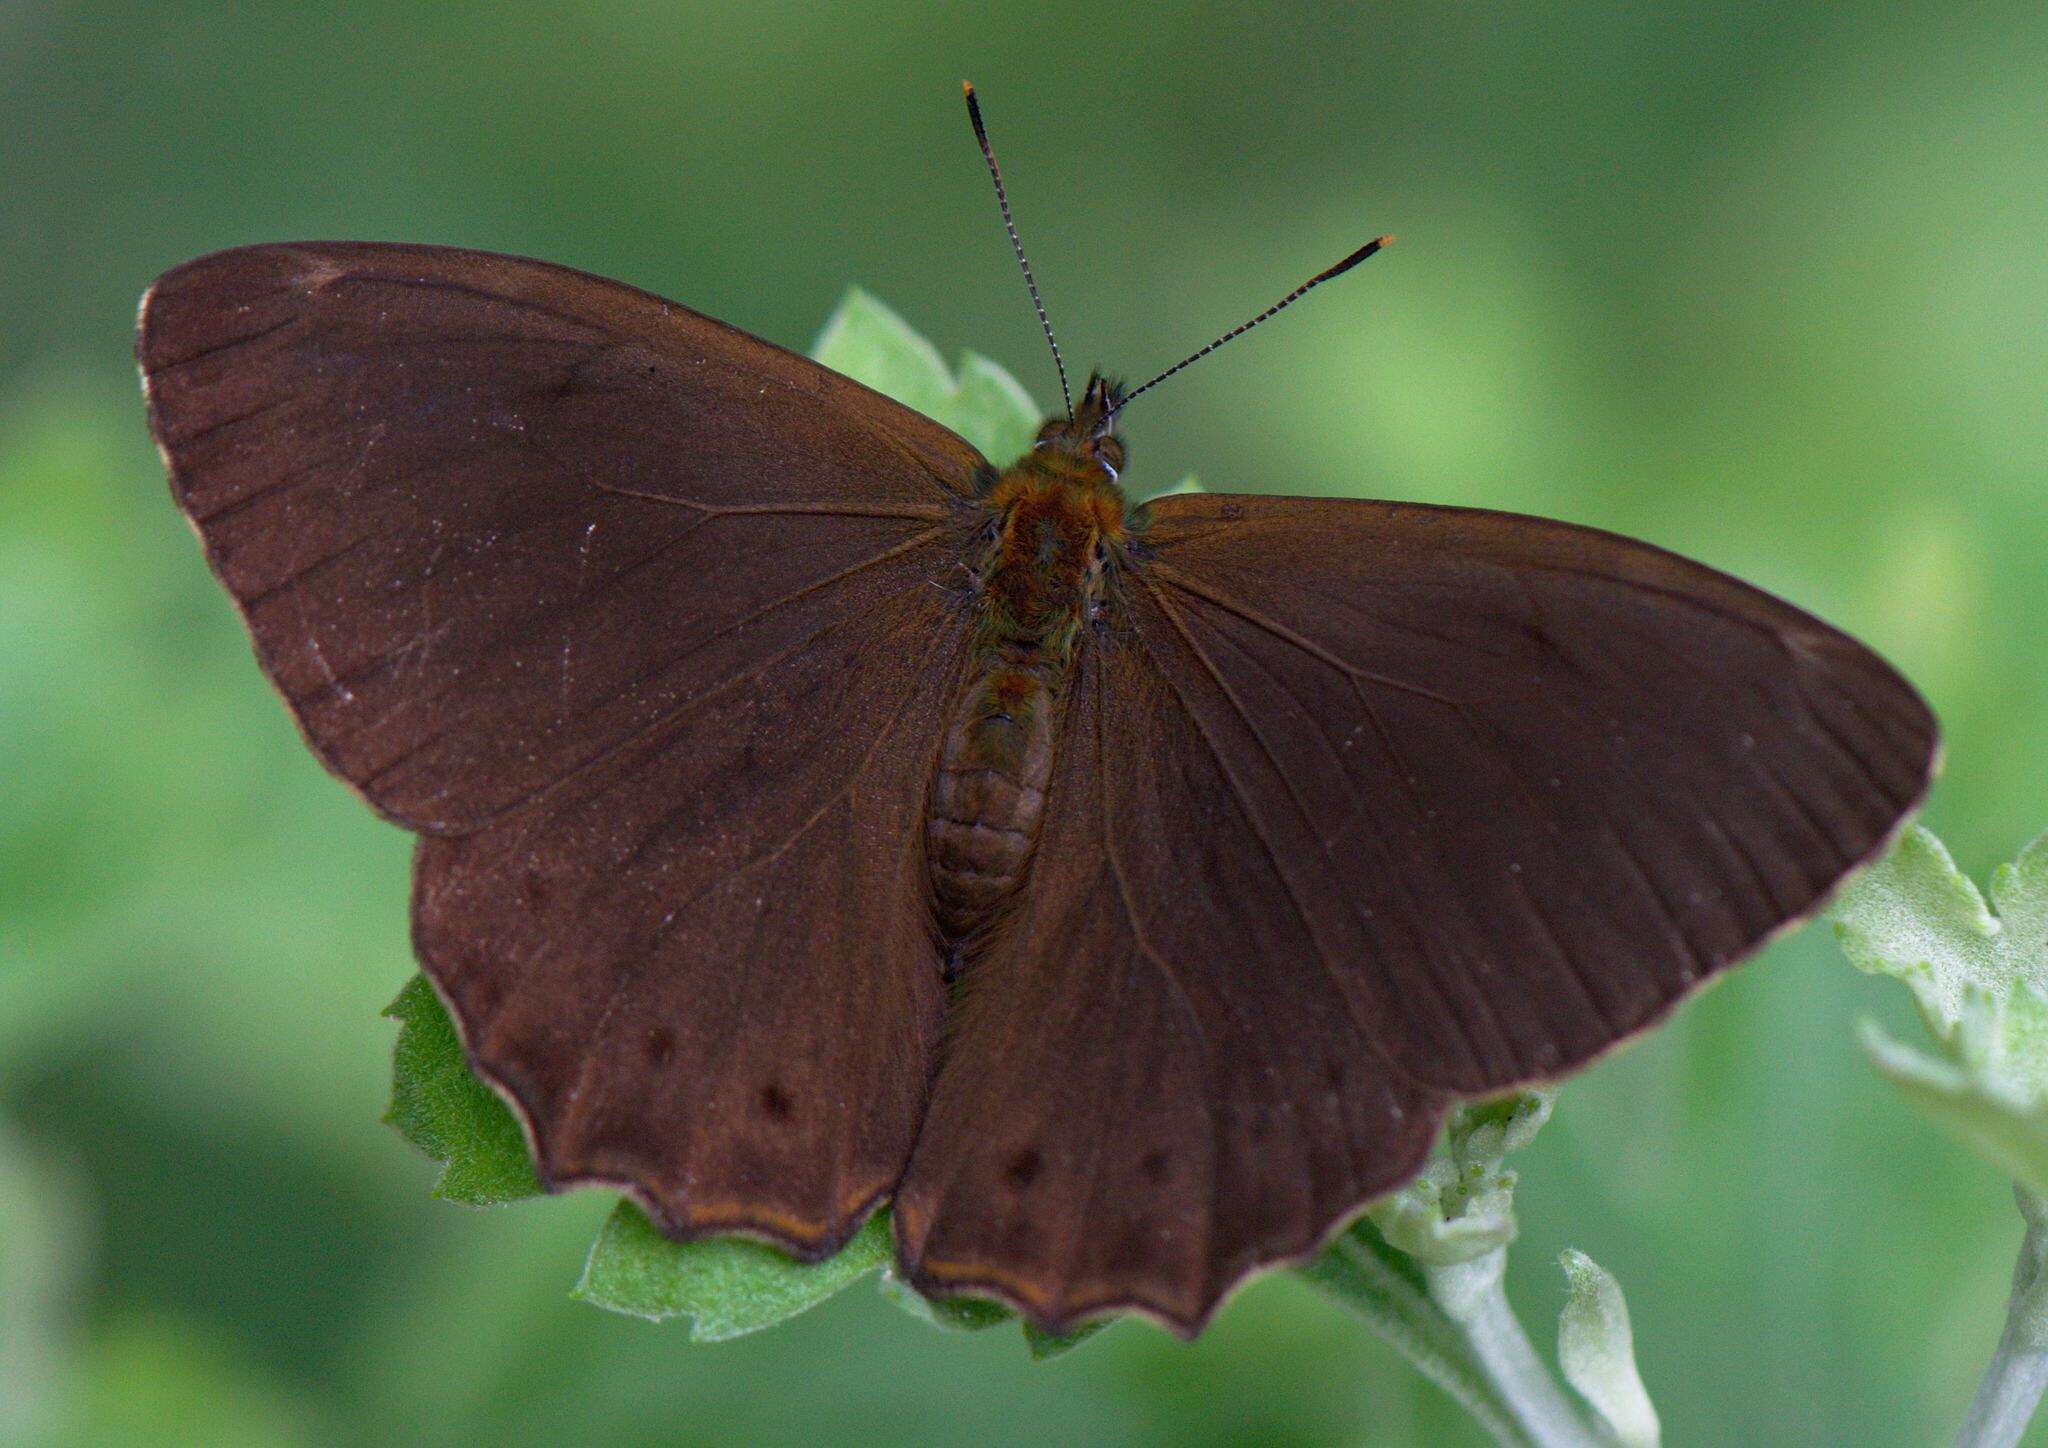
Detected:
left=3, top=1, right=2045, bottom=1442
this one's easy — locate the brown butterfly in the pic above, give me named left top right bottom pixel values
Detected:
left=137, top=86, right=1937, bottom=1337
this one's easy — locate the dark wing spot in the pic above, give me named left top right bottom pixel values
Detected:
left=1003, top=1146, right=1042, bottom=1191
left=1140, top=1148, right=1172, bottom=1184
left=759, top=1082, right=794, bottom=1120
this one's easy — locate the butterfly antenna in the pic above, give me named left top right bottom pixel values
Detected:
left=1112, top=235, right=1392, bottom=417
left=963, top=81, right=1072, bottom=418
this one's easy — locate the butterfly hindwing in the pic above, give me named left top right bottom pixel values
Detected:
left=894, top=628, right=1448, bottom=1334
left=412, top=551, right=972, bottom=1254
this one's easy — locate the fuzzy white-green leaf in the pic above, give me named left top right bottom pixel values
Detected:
left=1860, top=1016, right=2048, bottom=1202
left=1366, top=1092, right=1554, bottom=1267
left=1557, top=1249, right=1660, bottom=1448
left=1830, top=827, right=2048, bottom=1043
left=1831, top=829, right=2048, bottom=1180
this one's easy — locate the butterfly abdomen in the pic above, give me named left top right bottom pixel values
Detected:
left=927, top=661, right=1057, bottom=937
left=926, top=459, right=1122, bottom=941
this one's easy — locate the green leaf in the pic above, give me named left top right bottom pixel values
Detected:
left=874, top=1266, right=1114, bottom=1357
left=811, top=286, right=1197, bottom=493
left=573, top=1202, right=893, bottom=1340
left=1860, top=1015, right=2048, bottom=1201
left=876, top=1268, right=1013, bottom=1333
left=1557, top=1248, right=1660, bottom=1448
left=382, top=976, right=539, bottom=1205
left=953, top=351, right=1043, bottom=464
left=810, top=287, right=956, bottom=421
left=811, top=289, right=1041, bottom=463
left=386, top=965, right=904, bottom=1336
left=1023, top=1319, right=1106, bottom=1360
left=1830, top=828, right=2048, bottom=1183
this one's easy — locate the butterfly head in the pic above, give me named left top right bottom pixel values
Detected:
left=1030, top=372, right=1126, bottom=484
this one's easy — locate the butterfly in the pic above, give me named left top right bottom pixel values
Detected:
left=136, top=86, right=1937, bottom=1337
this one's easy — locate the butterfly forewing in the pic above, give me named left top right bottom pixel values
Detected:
left=1126, top=493, right=1938, bottom=1093
left=142, top=242, right=985, bottom=1257
left=140, top=242, right=981, bottom=833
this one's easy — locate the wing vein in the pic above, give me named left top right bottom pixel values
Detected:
left=1130, top=577, right=1436, bottom=1066
left=1147, top=561, right=1458, bottom=706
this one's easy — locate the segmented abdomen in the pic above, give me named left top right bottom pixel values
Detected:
left=927, top=661, right=1058, bottom=939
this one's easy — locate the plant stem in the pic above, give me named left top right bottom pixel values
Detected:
left=1300, top=1229, right=1605, bottom=1448
left=1302, top=1228, right=1526, bottom=1445
left=1429, top=1251, right=1604, bottom=1448
left=1956, top=1187, right=2048, bottom=1448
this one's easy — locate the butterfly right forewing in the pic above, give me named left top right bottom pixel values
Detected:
left=1123, top=492, right=1938, bottom=1093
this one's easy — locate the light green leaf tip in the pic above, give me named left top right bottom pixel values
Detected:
left=876, top=1269, right=1012, bottom=1333
left=812, top=288, right=1040, bottom=464
left=573, top=1202, right=893, bottom=1341
left=1830, top=827, right=2048, bottom=1192
left=1024, top=1319, right=1106, bottom=1360
left=382, top=975, right=540, bottom=1205
left=1557, top=1248, right=1660, bottom=1448
left=813, top=286, right=1199, bottom=495
left=1140, top=474, right=1206, bottom=499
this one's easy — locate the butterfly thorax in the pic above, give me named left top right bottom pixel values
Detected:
left=927, top=388, right=1126, bottom=943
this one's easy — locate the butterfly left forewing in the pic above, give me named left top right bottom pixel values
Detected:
left=140, top=241, right=983, bottom=834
